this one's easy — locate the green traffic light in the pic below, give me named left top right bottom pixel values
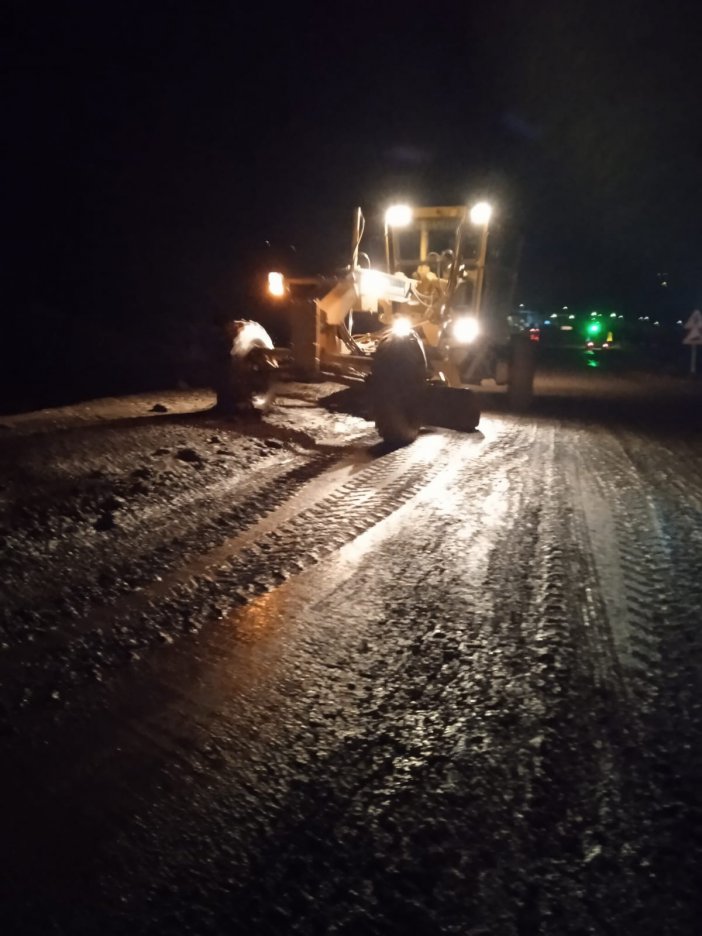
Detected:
left=587, top=322, right=602, bottom=336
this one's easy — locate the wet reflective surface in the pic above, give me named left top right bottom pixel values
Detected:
left=1, top=362, right=701, bottom=934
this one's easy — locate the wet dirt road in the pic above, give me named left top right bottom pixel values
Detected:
left=1, top=366, right=701, bottom=934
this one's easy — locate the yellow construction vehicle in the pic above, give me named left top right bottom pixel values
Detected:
left=238, top=202, right=534, bottom=444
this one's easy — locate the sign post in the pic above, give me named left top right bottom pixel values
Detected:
left=683, top=309, right=702, bottom=375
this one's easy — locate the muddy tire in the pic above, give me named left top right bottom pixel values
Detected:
left=507, top=334, right=536, bottom=412
left=217, top=320, right=278, bottom=415
left=371, top=334, right=427, bottom=445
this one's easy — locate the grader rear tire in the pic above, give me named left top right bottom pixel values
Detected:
left=371, top=334, right=427, bottom=446
left=216, top=320, right=278, bottom=415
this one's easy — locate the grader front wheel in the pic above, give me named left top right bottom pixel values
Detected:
left=371, top=334, right=427, bottom=446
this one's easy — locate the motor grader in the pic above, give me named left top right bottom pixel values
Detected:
left=229, top=203, right=535, bottom=444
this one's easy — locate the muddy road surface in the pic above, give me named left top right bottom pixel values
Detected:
left=1, top=364, right=701, bottom=935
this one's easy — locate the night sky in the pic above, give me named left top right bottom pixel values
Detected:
left=4, top=0, right=702, bottom=340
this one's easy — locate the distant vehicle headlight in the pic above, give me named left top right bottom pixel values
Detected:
left=267, top=271, right=286, bottom=297
left=451, top=316, right=480, bottom=344
left=391, top=316, right=413, bottom=337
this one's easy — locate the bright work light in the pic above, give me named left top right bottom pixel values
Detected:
left=391, top=316, right=413, bottom=337
left=469, top=202, right=492, bottom=226
left=385, top=205, right=413, bottom=228
left=451, top=316, right=480, bottom=344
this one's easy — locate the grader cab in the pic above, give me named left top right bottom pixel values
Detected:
left=235, top=203, right=534, bottom=444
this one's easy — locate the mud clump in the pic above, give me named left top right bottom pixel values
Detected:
left=175, top=447, right=204, bottom=464
left=94, top=511, right=117, bottom=532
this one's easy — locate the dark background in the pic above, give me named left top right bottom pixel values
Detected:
left=3, top=0, right=701, bottom=407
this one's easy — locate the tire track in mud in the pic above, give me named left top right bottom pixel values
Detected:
left=568, top=425, right=702, bottom=935
left=219, top=426, right=644, bottom=932
left=0, top=439, right=330, bottom=619
left=573, top=429, right=673, bottom=685
left=0, top=432, right=481, bottom=717
left=574, top=425, right=702, bottom=700
left=318, top=428, right=562, bottom=934
left=295, top=422, right=655, bottom=935
left=0, top=427, right=504, bottom=931
left=4, top=413, right=699, bottom=934
left=373, top=423, right=645, bottom=934
left=0, top=400, right=376, bottom=622
left=97, top=433, right=465, bottom=617
left=506, top=431, right=639, bottom=935
left=0, top=449, right=332, bottom=647
left=48, top=421, right=547, bottom=935
left=115, top=423, right=640, bottom=936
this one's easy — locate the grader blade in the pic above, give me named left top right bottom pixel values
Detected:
left=423, top=385, right=481, bottom=432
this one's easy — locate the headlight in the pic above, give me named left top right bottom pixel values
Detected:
left=391, top=316, right=413, bottom=337
left=267, top=271, right=286, bottom=297
left=385, top=204, right=413, bottom=228
left=469, top=201, right=492, bottom=226
left=451, top=316, right=480, bottom=343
